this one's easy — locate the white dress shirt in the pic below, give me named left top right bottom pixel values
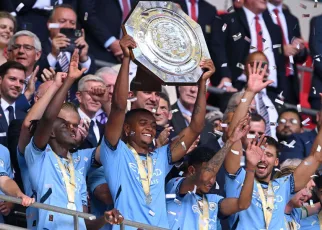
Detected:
left=33, top=0, right=63, bottom=9
left=78, top=108, right=100, bottom=142
left=255, top=88, right=278, bottom=139
left=177, top=99, right=192, bottom=126
left=238, top=7, right=278, bottom=88
left=185, top=0, right=199, bottom=19
left=1, top=98, right=15, bottom=125
left=267, top=2, right=294, bottom=75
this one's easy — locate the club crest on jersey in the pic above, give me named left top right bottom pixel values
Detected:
left=209, top=202, right=217, bottom=211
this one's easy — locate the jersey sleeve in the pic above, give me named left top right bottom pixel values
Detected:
left=80, top=177, right=88, bottom=207
left=78, top=148, right=96, bottom=176
left=165, top=177, right=185, bottom=197
left=155, top=144, right=173, bottom=174
left=0, top=145, right=12, bottom=178
left=87, top=167, right=106, bottom=194
left=224, top=167, right=246, bottom=198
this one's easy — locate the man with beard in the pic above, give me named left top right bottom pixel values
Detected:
left=224, top=60, right=322, bottom=230
left=24, top=49, right=123, bottom=229
left=276, top=108, right=303, bottom=141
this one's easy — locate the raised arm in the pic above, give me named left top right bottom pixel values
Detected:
left=179, top=116, right=250, bottom=194
left=170, top=59, right=214, bottom=162
left=33, top=49, right=86, bottom=149
left=19, top=74, right=65, bottom=153
left=220, top=137, right=265, bottom=216
left=224, top=61, right=273, bottom=174
left=104, top=36, right=136, bottom=146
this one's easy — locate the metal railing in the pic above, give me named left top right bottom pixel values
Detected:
left=120, top=220, right=168, bottom=230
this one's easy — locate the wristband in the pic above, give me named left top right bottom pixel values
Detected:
left=245, top=168, right=255, bottom=173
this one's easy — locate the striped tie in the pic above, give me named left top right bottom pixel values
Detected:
left=258, top=92, right=271, bottom=136
left=59, top=52, right=69, bottom=73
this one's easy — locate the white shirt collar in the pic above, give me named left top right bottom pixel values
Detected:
left=177, top=99, right=192, bottom=117
left=1, top=98, right=15, bottom=112
left=243, top=6, right=263, bottom=24
left=267, top=2, right=283, bottom=13
left=78, top=108, right=95, bottom=121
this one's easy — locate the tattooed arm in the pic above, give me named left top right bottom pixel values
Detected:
left=179, top=116, right=250, bottom=194
left=170, top=59, right=215, bottom=162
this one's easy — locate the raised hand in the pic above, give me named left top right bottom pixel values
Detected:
left=156, top=125, right=173, bottom=147
left=51, top=33, right=70, bottom=58
left=200, top=59, right=215, bottom=81
left=119, top=35, right=136, bottom=58
left=74, top=119, right=89, bottom=144
left=41, top=67, right=56, bottom=82
left=74, top=29, right=89, bottom=63
left=247, top=61, right=273, bottom=93
left=245, top=135, right=266, bottom=170
left=104, top=208, right=124, bottom=225
left=68, top=49, right=87, bottom=79
left=24, top=65, right=39, bottom=100
left=53, top=72, right=68, bottom=88
left=89, top=85, right=110, bottom=104
left=228, top=114, right=250, bottom=143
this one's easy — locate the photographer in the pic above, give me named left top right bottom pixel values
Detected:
left=38, top=4, right=96, bottom=101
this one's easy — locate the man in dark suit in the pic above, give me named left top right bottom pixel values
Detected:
left=210, top=0, right=286, bottom=104
left=76, top=74, right=105, bottom=150
left=9, top=0, right=77, bottom=43
left=309, top=15, right=322, bottom=110
left=0, top=61, right=27, bottom=147
left=78, top=0, right=137, bottom=64
left=37, top=4, right=96, bottom=101
left=174, top=0, right=217, bottom=51
left=267, top=0, right=308, bottom=105
left=171, top=85, right=221, bottom=151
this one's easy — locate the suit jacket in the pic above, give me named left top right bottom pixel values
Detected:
left=210, top=8, right=286, bottom=90
left=279, top=129, right=317, bottom=164
left=170, top=102, right=221, bottom=152
left=78, top=0, right=138, bottom=64
left=174, top=0, right=217, bottom=51
left=0, top=107, right=26, bottom=147
left=309, top=15, right=322, bottom=110
left=77, top=121, right=104, bottom=150
left=37, top=39, right=97, bottom=101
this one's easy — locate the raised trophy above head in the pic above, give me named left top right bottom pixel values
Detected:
left=122, top=1, right=210, bottom=91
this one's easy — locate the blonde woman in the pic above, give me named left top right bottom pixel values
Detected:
left=0, top=11, right=16, bottom=65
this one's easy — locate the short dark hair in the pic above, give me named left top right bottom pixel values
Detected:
left=278, top=108, right=303, bottom=126
left=265, top=136, right=280, bottom=154
left=187, top=147, right=216, bottom=167
left=250, top=113, right=266, bottom=125
left=159, top=92, right=170, bottom=109
left=49, top=4, right=76, bottom=21
left=0, top=61, right=26, bottom=78
left=125, top=108, right=153, bottom=124
left=61, top=102, right=78, bottom=113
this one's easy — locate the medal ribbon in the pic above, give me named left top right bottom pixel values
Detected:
left=256, top=181, right=274, bottom=229
left=198, top=195, right=209, bottom=230
left=127, top=144, right=153, bottom=203
left=53, top=152, right=76, bottom=205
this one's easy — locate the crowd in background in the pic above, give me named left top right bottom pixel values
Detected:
left=0, top=0, right=321, bottom=229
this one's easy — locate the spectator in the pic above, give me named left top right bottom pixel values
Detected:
left=166, top=127, right=259, bottom=230
left=205, top=110, right=223, bottom=134
left=7, top=30, right=42, bottom=111
left=0, top=143, right=34, bottom=224
left=154, top=92, right=173, bottom=128
left=24, top=50, right=121, bottom=229
left=267, top=0, right=308, bottom=105
left=95, top=66, right=118, bottom=124
left=0, top=61, right=28, bottom=146
left=171, top=85, right=221, bottom=151
left=241, top=113, right=266, bottom=150
left=276, top=108, right=303, bottom=141
left=12, top=1, right=78, bottom=43
left=210, top=0, right=286, bottom=105
left=99, top=35, right=213, bottom=228
left=224, top=61, right=322, bottom=229
left=129, top=90, right=160, bottom=112
left=38, top=4, right=96, bottom=101
left=0, top=12, right=16, bottom=65
left=309, top=15, right=322, bottom=110
left=76, top=74, right=105, bottom=149
left=79, top=0, right=135, bottom=64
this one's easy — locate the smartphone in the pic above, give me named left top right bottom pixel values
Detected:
left=60, top=28, right=82, bottom=53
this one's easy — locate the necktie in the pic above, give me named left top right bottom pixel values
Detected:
left=89, top=120, right=98, bottom=145
left=7, top=106, right=14, bottom=124
left=255, top=16, right=263, bottom=51
left=96, top=112, right=108, bottom=125
left=122, top=0, right=130, bottom=22
left=257, top=92, right=271, bottom=136
left=59, top=52, right=70, bottom=73
left=190, top=0, right=197, bottom=21
left=273, top=8, right=291, bottom=77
